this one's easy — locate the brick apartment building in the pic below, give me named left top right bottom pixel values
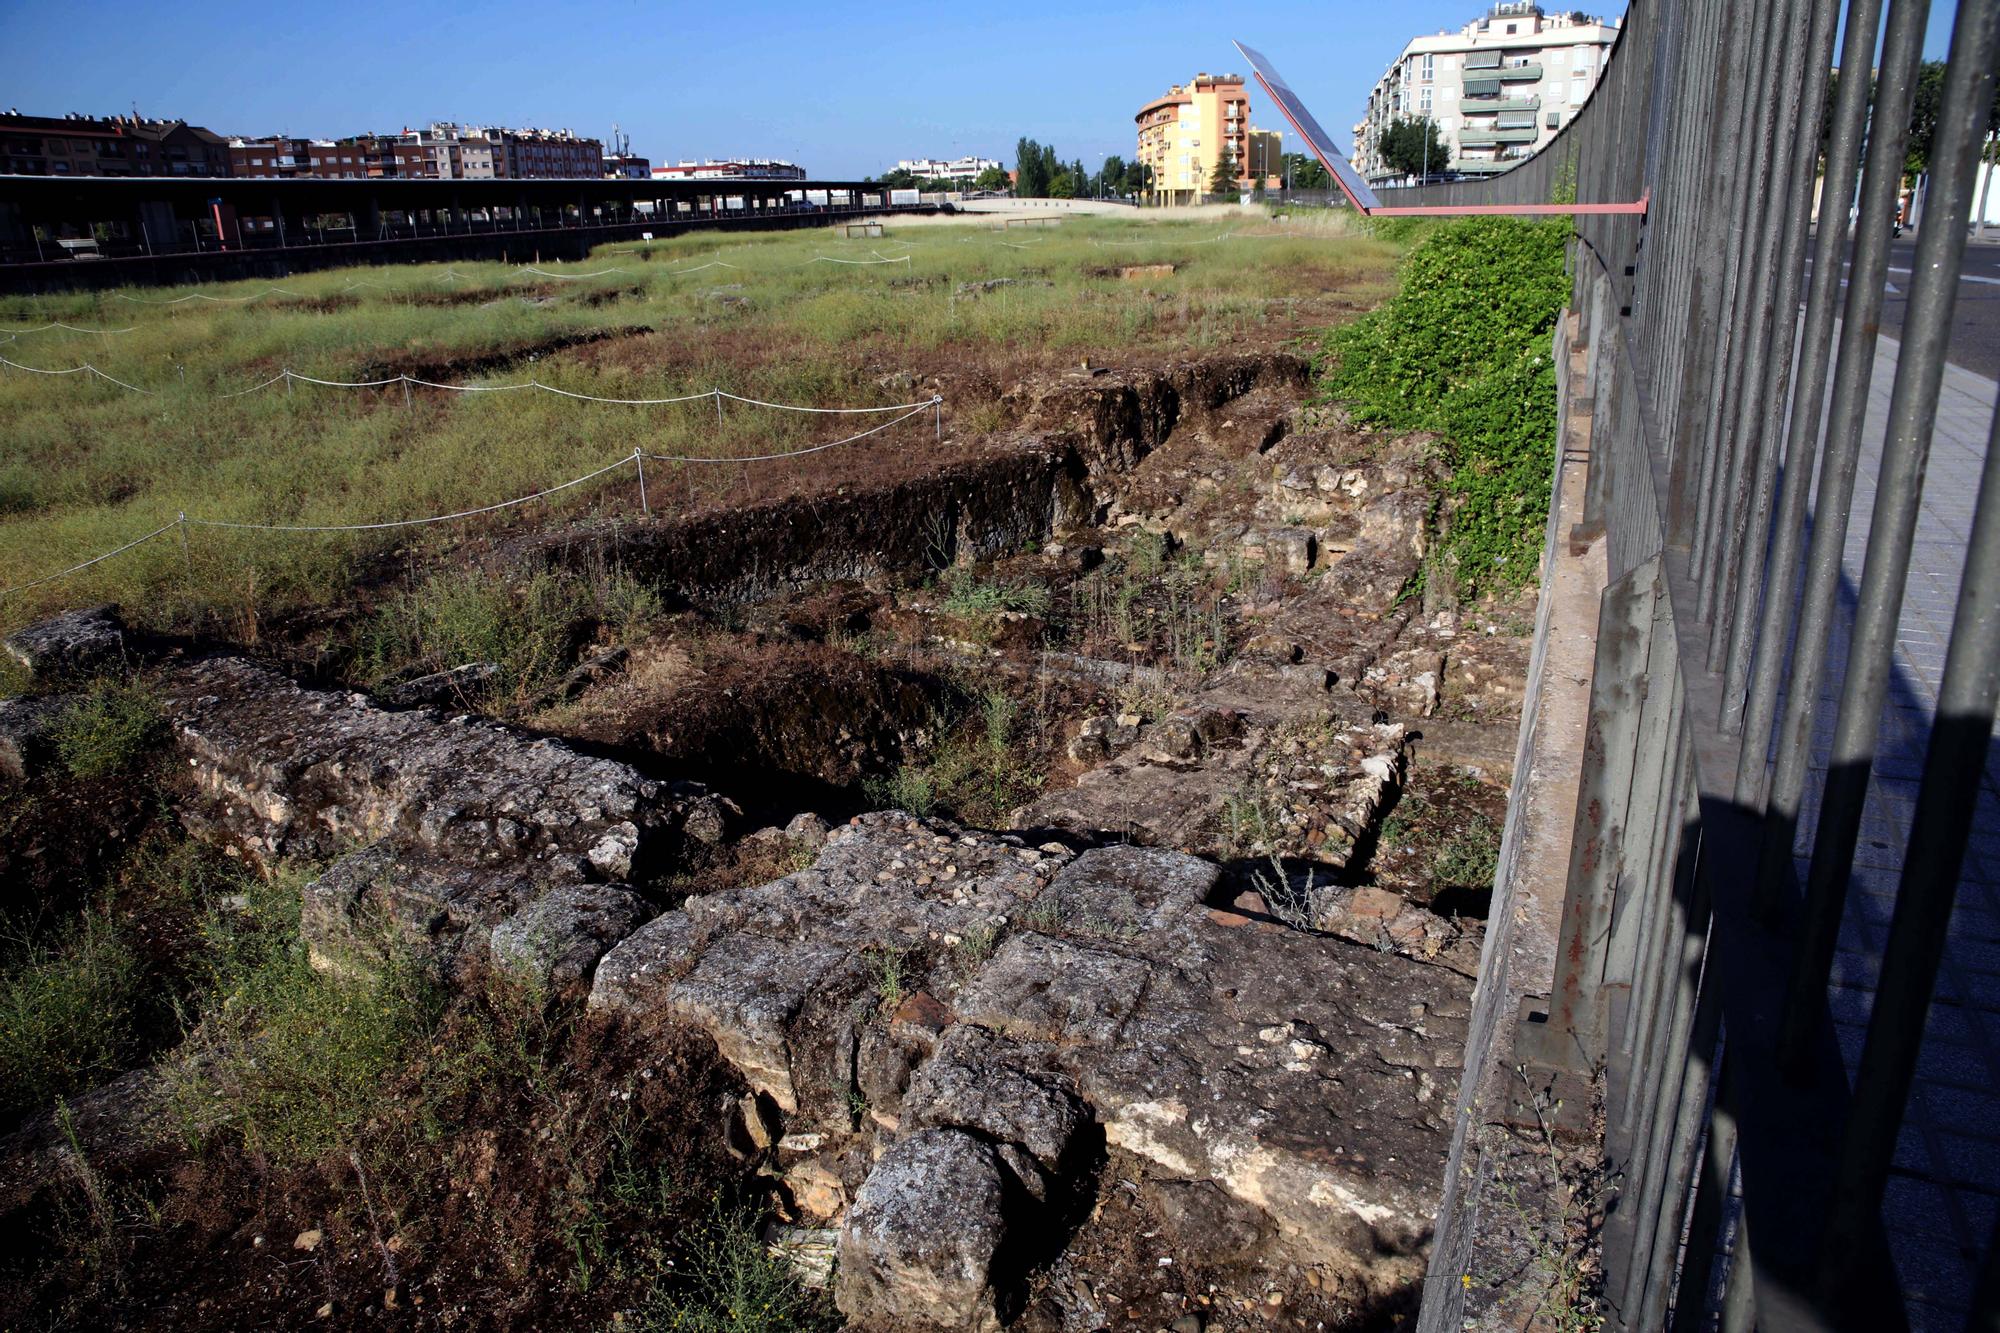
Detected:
left=7, top=108, right=607, bottom=183
left=0, top=111, right=231, bottom=177
left=229, top=124, right=603, bottom=181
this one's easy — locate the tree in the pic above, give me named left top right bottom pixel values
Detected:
left=1015, top=138, right=1049, bottom=196
left=1122, top=161, right=1154, bottom=198
left=1100, top=154, right=1127, bottom=197
left=1207, top=154, right=1240, bottom=200
left=974, top=164, right=1011, bottom=192
left=1377, top=116, right=1446, bottom=179
left=1039, top=143, right=1060, bottom=196
left=1279, top=151, right=1331, bottom=190
left=1050, top=170, right=1076, bottom=199
left=878, top=166, right=919, bottom=189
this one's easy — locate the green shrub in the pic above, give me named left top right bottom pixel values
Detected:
left=1434, top=813, right=1503, bottom=891
left=359, top=563, right=665, bottom=705
left=1319, top=217, right=1570, bottom=593
left=0, top=913, right=141, bottom=1118
left=631, top=1201, right=840, bottom=1333
left=184, top=873, right=442, bottom=1166
left=938, top=567, right=1051, bottom=619
left=54, top=680, right=164, bottom=780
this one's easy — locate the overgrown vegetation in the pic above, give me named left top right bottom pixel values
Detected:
left=630, top=1201, right=842, bottom=1333
left=0, top=911, right=141, bottom=1119
left=53, top=679, right=164, bottom=780
left=3, top=846, right=822, bottom=1327
left=864, top=685, right=1044, bottom=825
left=359, top=561, right=662, bottom=705
left=1317, top=216, right=1571, bottom=594
left=0, top=214, right=1398, bottom=637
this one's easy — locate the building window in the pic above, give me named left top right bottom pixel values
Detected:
left=1422, top=53, right=1434, bottom=80
left=1505, top=21, right=1516, bottom=32
left=1547, top=111, right=1562, bottom=128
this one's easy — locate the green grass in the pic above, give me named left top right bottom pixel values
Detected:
left=0, top=214, right=1401, bottom=636
left=864, top=685, right=1042, bottom=827
left=0, top=911, right=142, bottom=1119
left=629, top=1200, right=841, bottom=1333
left=357, top=561, right=661, bottom=705
left=52, top=678, right=164, bottom=779
left=179, top=869, right=445, bottom=1167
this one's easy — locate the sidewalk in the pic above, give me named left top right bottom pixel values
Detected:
left=1787, top=336, right=2000, bottom=1331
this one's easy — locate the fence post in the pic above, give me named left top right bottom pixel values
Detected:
left=634, top=449, right=649, bottom=518
left=1515, top=555, right=1663, bottom=1074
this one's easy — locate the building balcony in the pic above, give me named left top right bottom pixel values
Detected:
left=1461, top=94, right=1541, bottom=114
left=1499, top=62, right=1544, bottom=81
left=1462, top=76, right=1504, bottom=97
left=1458, top=126, right=1540, bottom=146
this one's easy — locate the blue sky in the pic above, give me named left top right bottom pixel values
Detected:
left=0, top=1, right=1965, bottom=179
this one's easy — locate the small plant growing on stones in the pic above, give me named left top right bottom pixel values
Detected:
left=869, top=946, right=907, bottom=1013
left=53, top=679, right=164, bottom=781
left=953, top=924, right=999, bottom=970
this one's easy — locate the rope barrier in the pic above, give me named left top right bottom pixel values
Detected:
left=810, top=254, right=910, bottom=266
left=0, top=355, right=155, bottom=394
left=112, top=286, right=300, bottom=305
left=644, top=398, right=938, bottom=462
left=0, top=321, right=137, bottom=335
left=0, top=520, right=181, bottom=599
left=187, top=454, right=639, bottom=533
left=516, top=265, right=630, bottom=280
left=1, top=396, right=943, bottom=596
left=0, top=354, right=936, bottom=414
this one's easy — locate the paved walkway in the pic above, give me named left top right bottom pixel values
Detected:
left=1789, top=336, right=1999, bottom=1331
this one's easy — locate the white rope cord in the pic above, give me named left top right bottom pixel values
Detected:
left=647, top=399, right=933, bottom=463
left=516, top=265, right=629, bottom=280
left=718, top=388, right=936, bottom=415
left=189, top=453, right=638, bottom=534
left=0, top=355, right=155, bottom=394
left=661, top=260, right=742, bottom=275
left=401, top=374, right=537, bottom=394
left=215, top=372, right=293, bottom=398
left=0, top=520, right=180, bottom=599
left=112, top=286, right=298, bottom=305
left=0, top=321, right=137, bottom=335
left=533, top=382, right=722, bottom=406
left=810, top=254, right=910, bottom=266
left=284, top=370, right=412, bottom=389
left=1, top=398, right=940, bottom=596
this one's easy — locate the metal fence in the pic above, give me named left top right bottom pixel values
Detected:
left=1385, top=0, right=2000, bottom=1327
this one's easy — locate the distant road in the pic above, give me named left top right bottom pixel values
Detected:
left=1805, top=234, right=2000, bottom=381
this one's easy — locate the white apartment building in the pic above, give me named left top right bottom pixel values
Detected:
left=1353, top=2, right=1620, bottom=184
left=896, top=155, right=1002, bottom=185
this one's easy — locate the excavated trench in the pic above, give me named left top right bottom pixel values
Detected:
left=0, top=343, right=1536, bottom=1332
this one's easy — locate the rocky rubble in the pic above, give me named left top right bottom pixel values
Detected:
left=149, top=651, right=728, bottom=988
left=589, top=812, right=1473, bottom=1329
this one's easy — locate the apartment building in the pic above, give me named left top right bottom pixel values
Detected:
left=230, top=124, right=601, bottom=181
left=1, top=112, right=230, bottom=177
left=650, top=159, right=807, bottom=181
left=1133, top=73, right=1281, bottom=205
left=895, top=155, right=1003, bottom=185
left=604, top=153, right=651, bottom=179
left=1352, top=2, right=1619, bottom=183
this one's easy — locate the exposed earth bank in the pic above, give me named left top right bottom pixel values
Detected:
left=0, top=342, right=1532, bottom=1330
